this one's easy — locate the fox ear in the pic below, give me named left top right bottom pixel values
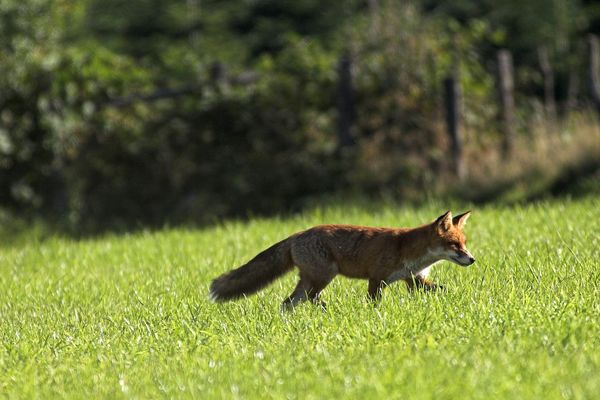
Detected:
left=452, top=211, right=471, bottom=229
left=435, top=211, right=453, bottom=231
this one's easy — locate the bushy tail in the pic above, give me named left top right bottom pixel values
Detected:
left=209, top=237, right=294, bottom=302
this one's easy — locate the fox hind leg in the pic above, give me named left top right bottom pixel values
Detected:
left=281, top=278, right=331, bottom=311
left=305, top=262, right=338, bottom=310
left=281, top=277, right=326, bottom=311
left=281, top=278, right=311, bottom=311
left=310, top=289, right=328, bottom=310
left=281, top=263, right=336, bottom=311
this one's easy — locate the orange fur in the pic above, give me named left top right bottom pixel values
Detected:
left=209, top=211, right=475, bottom=310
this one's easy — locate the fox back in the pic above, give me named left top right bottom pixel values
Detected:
left=209, top=210, right=475, bottom=310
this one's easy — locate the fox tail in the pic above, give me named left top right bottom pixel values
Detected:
left=209, top=238, right=294, bottom=302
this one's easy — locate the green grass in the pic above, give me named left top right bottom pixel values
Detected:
left=1, top=197, right=599, bottom=399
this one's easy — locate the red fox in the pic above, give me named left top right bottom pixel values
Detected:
left=209, top=211, right=475, bottom=310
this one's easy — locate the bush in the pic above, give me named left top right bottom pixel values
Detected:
left=0, top=1, right=597, bottom=232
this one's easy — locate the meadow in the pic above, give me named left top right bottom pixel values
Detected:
left=0, top=196, right=598, bottom=399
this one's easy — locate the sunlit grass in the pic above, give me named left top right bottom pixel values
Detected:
left=0, top=196, right=599, bottom=398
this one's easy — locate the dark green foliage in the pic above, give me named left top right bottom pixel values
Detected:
left=0, top=0, right=597, bottom=231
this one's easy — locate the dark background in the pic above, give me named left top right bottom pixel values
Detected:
left=0, top=0, right=599, bottom=233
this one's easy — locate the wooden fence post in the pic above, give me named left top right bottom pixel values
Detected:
left=537, top=46, right=556, bottom=122
left=210, top=61, right=227, bottom=93
left=337, top=53, right=355, bottom=149
left=367, top=0, right=380, bottom=40
left=444, top=75, right=464, bottom=179
left=588, top=34, right=600, bottom=117
left=564, top=71, right=578, bottom=115
left=187, top=0, right=200, bottom=50
left=497, top=50, right=515, bottom=158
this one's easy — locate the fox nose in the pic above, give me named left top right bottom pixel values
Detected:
left=468, top=256, right=476, bottom=264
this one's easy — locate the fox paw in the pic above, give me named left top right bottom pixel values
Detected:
left=313, top=299, right=327, bottom=311
left=425, top=284, right=446, bottom=292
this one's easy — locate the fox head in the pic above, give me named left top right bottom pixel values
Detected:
left=431, top=211, right=475, bottom=267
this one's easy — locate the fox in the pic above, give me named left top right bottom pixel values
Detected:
left=209, top=211, right=475, bottom=310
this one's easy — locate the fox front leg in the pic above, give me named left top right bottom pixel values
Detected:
left=367, top=279, right=386, bottom=302
left=405, top=275, right=445, bottom=292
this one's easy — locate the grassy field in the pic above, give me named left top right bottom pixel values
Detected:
left=0, top=197, right=599, bottom=399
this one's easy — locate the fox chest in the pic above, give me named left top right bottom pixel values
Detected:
left=385, top=258, right=437, bottom=283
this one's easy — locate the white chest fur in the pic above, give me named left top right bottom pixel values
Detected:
left=385, top=253, right=440, bottom=283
